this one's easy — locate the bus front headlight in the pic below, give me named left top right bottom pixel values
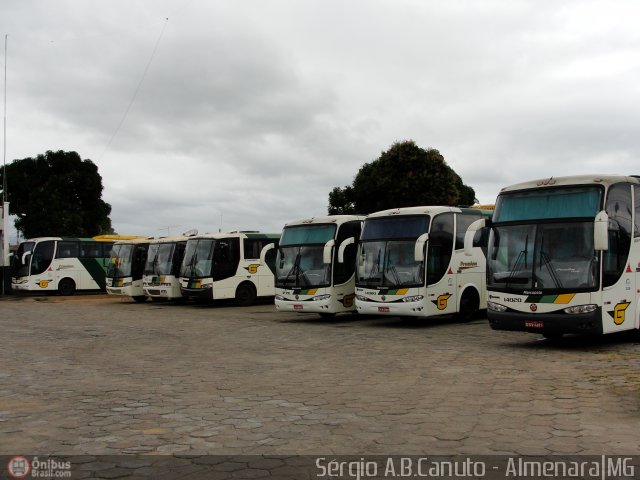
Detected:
left=311, top=294, right=330, bottom=301
left=275, top=294, right=285, bottom=301
left=402, top=295, right=424, bottom=302
left=487, top=301, right=507, bottom=312
left=564, top=304, right=597, bottom=314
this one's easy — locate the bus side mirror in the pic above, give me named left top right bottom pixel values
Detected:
left=337, top=237, right=355, bottom=263
left=259, top=243, right=275, bottom=264
left=464, top=219, right=487, bottom=256
left=22, top=251, right=31, bottom=265
left=594, top=211, right=609, bottom=251
left=414, top=233, right=429, bottom=262
left=323, top=240, right=335, bottom=264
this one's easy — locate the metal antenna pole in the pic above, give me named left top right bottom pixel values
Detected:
left=2, top=34, right=6, bottom=204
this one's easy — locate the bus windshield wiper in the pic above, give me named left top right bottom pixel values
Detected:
left=366, top=248, right=382, bottom=283
left=505, top=235, right=529, bottom=288
left=385, top=249, right=401, bottom=287
left=283, top=250, right=301, bottom=288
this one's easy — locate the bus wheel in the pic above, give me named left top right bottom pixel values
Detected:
left=132, top=295, right=148, bottom=303
left=459, top=289, right=480, bottom=322
left=235, top=283, right=257, bottom=306
left=58, top=278, right=76, bottom=296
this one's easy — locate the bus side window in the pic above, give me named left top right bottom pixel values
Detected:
left=103, top=243, right=114, bottom=258
left=634, top=185, right=640, bottom=238
left=56, top=241, right=79, bottom=258
left=80, top=241, right=101, bottom=258
left=31, top=241, right=55, bottom=275
left=427, top=213, right=454, bottom=285
left=455, top=214, right=478, bottom=250
left=603, top=183, right=632, bottom=287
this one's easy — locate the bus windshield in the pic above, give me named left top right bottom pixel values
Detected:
left=181, top=239, right=215, bottom=278
left=357, top=216, right=428, bottom=288
left=275, top=224, right=336, bottom=289
left=489, top=186, right=602, bottom=292
left=276, top=245, right=331, bottom=289
left=145, top=243, right=177, bottom=276
left=107, top=244, right=135, bottom=278
left=488, top=221, right=598, bottom=292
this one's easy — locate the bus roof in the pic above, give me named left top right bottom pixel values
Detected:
left=189, top=231, right=280, bottom=241
left=147, top=235, right=190, bottom=244
left=20, top=236, right=142, bottom=243
left=365, top=206, right=491, bottom=219
left=283, top=215, right=365, bottom=228
left=500, top=175, right=640, bottom=194
left=112, top=237, right=154, bottom=245
left=93, top=234, right=147, bottom=242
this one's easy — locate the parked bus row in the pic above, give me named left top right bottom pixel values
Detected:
left=11, top=174, right=640, bottom=339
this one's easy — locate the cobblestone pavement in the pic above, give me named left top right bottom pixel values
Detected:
left=1, top=294, right=640, bottom=459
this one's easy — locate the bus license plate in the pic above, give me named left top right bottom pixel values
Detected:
left=293, top=304, right=303, bottom=310
left=525, top=320, right=544, bottom=329
left=378, top=306, right=390, bottom=313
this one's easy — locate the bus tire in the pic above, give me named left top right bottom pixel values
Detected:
left=58, top=278, right=76, bottom=296
left=235, top=282, right=257, bottom=306
left=459, top=288, right=480, bottom=322
left=132, top=295, right=148, bottom=303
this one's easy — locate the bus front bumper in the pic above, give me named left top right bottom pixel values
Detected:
left=180, top=286, right=213, bottom=300
left=488, top=309, right=603, bottom=335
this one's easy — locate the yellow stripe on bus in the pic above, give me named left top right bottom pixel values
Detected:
left=553, top=294, right=576, bottom=304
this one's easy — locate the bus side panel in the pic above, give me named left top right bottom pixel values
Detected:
left=78, top=258, right=107, bottom=290
left=601, top=260, right=636, bottom=334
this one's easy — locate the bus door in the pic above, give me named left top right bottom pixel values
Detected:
left=602, top=184, right=635, bottom=333
left=426, top=213, right=457, bottom=315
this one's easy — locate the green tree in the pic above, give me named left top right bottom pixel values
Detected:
left=0, top=150, right=113, bottom=238
left=328, top=141, right=477, bottom=214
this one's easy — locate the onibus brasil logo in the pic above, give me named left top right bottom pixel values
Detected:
left=7, top=456, right=72, bottom=478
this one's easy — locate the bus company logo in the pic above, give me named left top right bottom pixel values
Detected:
left=530, top=303, right=538, bottom=312
left=7, top=456, right=30, bottom=478
left=340, top=294, right=355, bottom=308
left=38, top=280, right=50, bottom=288
left=457, top=261, right=478, bottom=273
left=608, top=302, right=631, bottom=325
left=244, top=264, right=259, bottom=274
left=432, top=294, right=451, bottom=310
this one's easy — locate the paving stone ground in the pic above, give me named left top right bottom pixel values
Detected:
left=1, top=294, right=640, bottom=458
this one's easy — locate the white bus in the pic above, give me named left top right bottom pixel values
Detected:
left=142, top=235, right=189, bottom=301
left=179, top=231, right=280, bottom=306
left=11, top=236, right=131, bottom=295
left=465, top=174, right=640, bottom=338
left=263, top=215, right=364, bottom=317
left=106, top=237, right=152, bottom=302
left=355, top=206, right=491, bottom=319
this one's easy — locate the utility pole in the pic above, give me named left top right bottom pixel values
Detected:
left=1, top=34, right=9, bottom=295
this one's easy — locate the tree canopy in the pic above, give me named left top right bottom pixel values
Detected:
left=328, top=141, right=477, bottom=215
left=0, top=150, right=113, bottom=238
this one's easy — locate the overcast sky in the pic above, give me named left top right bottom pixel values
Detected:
left=2, top=0, right=640, bottom=242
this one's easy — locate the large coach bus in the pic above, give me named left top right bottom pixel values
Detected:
left=465, top=174, right=640, bottom=338
left=105, top=237, right=152, bottom=302
left=142, top=235, right=189, bottom=301
left=261, top=215, right=364, bottom=317
left=179, top=231, right=280, bottom=305
left=11, top=235, right=138, bottom=295
left=355, top=206, right=491, bottom=319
